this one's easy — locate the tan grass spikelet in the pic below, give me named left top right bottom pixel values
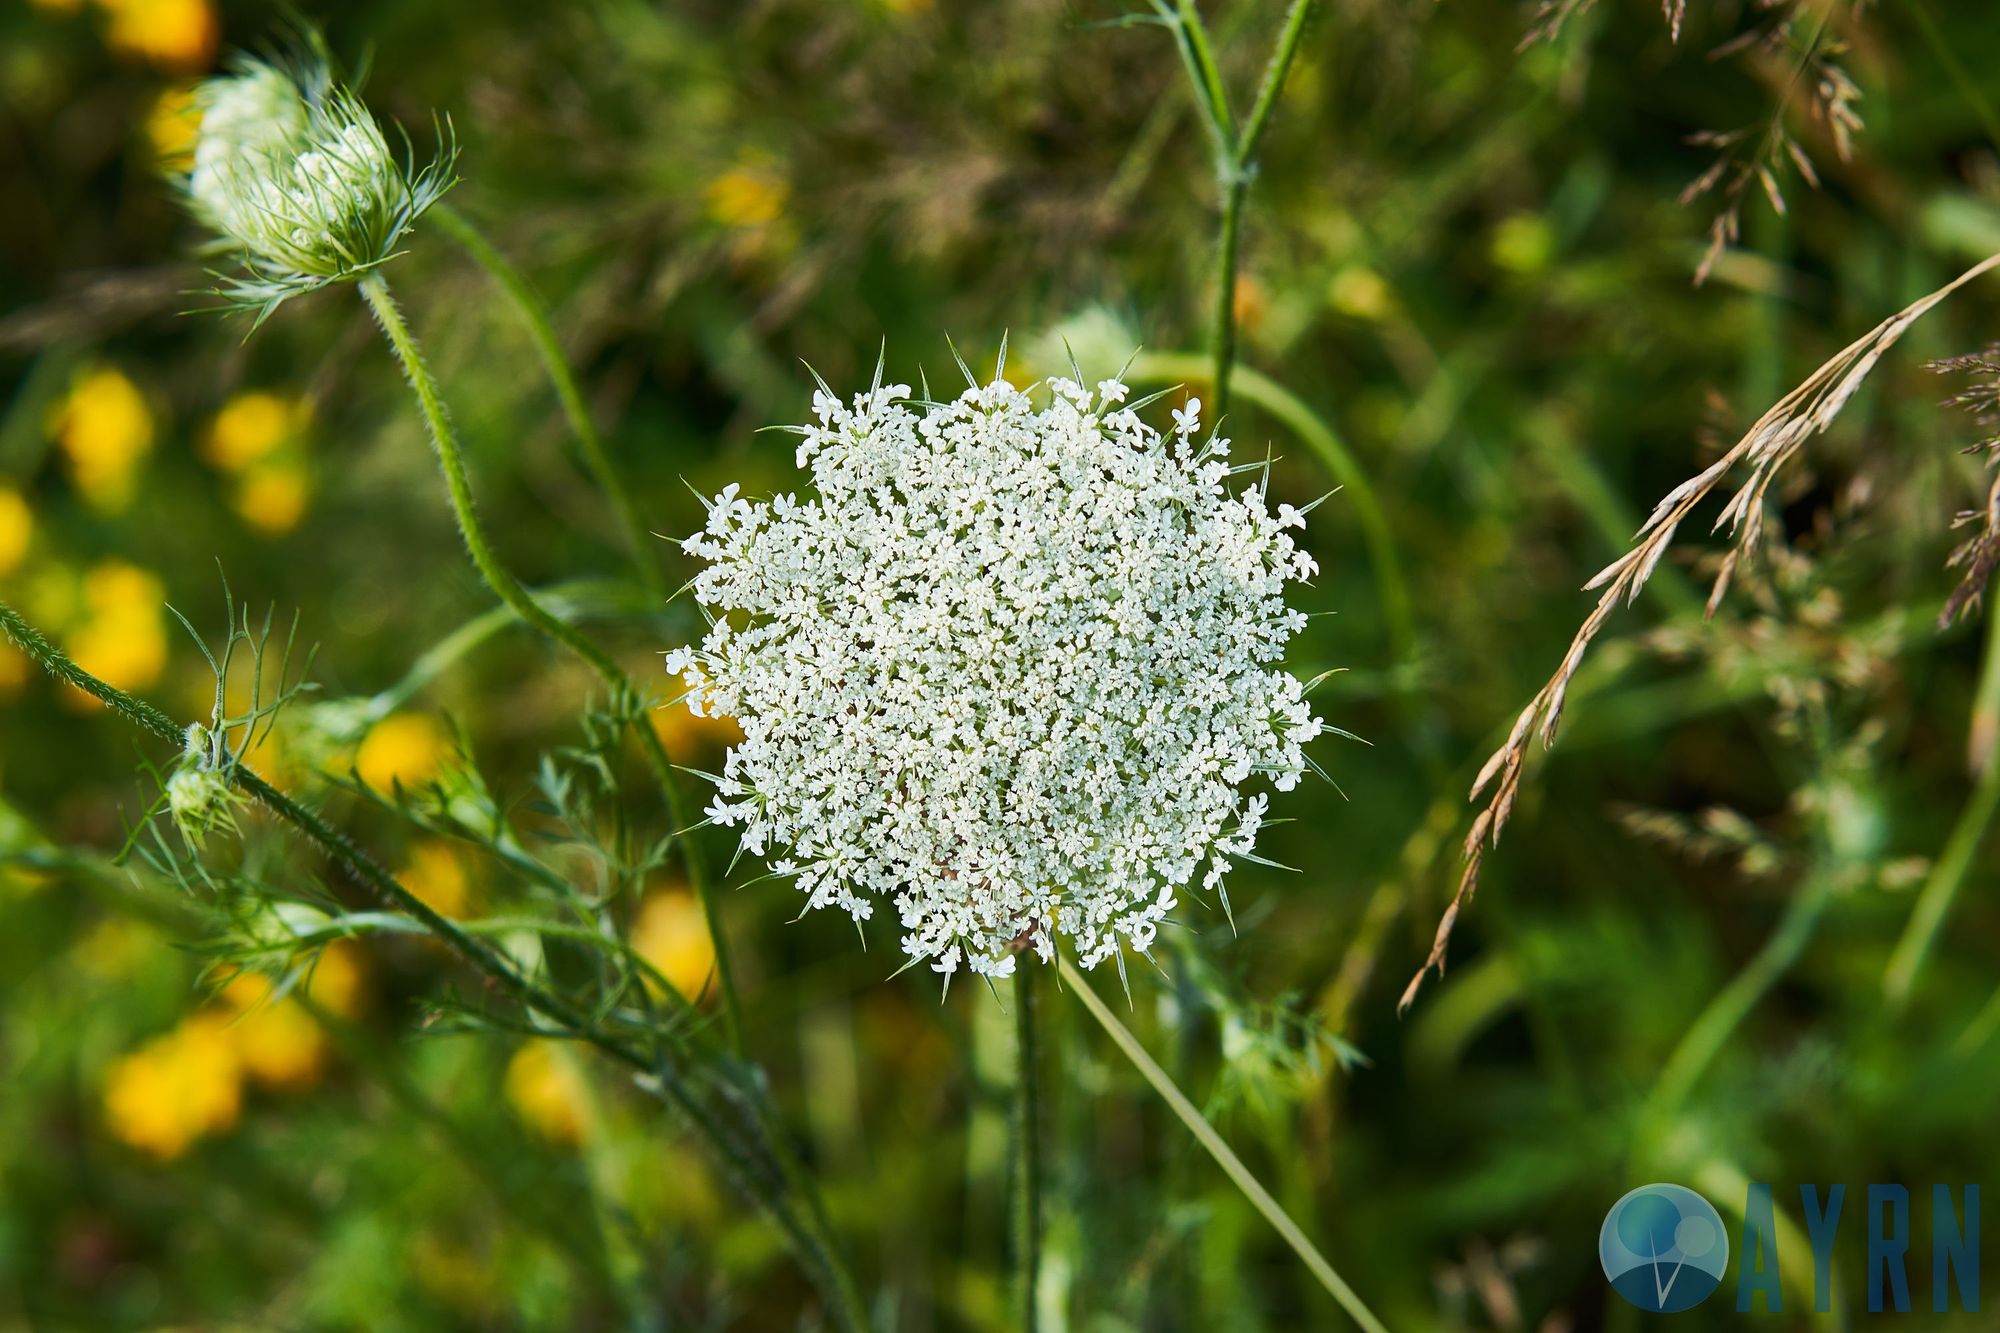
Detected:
left=1400, top=250, right=2000, bottom=1014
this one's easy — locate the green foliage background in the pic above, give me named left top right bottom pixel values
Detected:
left=6, top=0, right=2000, bottom=1328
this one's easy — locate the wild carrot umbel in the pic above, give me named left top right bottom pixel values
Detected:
left=1407, top=252, right=2000, bottom=1011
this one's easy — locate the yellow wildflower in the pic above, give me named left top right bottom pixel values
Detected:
left=505, top=1042, right=591, bottom=1145
left=307, top=941, right=366, bottom=1019
left=52, top=368, right=153, bottom=513
left=96, top=0, right=219, bottom=72
left=0, top=487, right=31, bottom=577
left=632, top=886, right=716, bottom=1001
left=399, top=840, right=474, bottom=919
left=355, top=713, right=450, bottom=792
left=232, top=461, right=312, bottom=536
left=651, top=672, right=744, bottom=757
left=103, top=1013, right=243, bottom=1160
left=217, top=973, right=328, bottom=1091
left=146, top=84, right=200, bottom=169
left=1327, top=265, right=1394, bottom=322
left=204, top=391, right=305, bottom=472
left=705, top=161, right=788, bottom=230
left=63, top=561, right=167, bottom=700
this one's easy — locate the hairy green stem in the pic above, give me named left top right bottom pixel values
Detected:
left=1883, top=605, right=2000, bottom=1007
left=1059, top=956, right=1390, bottom=1333
left=1012, top=965, right=1043, bottom=1333
left=357, top=272, right=745, bottom=1057
left=0, top=595, right=868, bottom=1332
left=430, top=203, right=665, bottom=596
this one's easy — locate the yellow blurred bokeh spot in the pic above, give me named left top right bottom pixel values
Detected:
left=633, top=885, right=716, bottom=1001
left=63, top=560, right=167, bottom=703
left=52, top=367, right=154, bottom=514
left=103, top=1012, right=243, bottom=1160
left=205, top=392, right=305, bottom=472
left=233, top=462, right=312, bottom=536
left=505, top=1042, right=591, bottom=1145
left=355, top=713, right=451, bottom=792
left=400, top=840, right=474, bottom=919
left=0, top=487, right=32, bottom=577
left=706, top=160, right=789, bottom=230
left=145, top=83, right=199, bottom=169
left=97, top=0, right=219, bottom=72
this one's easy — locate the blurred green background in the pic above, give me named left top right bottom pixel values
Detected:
left=7, top=0, right=2000, bottom=1328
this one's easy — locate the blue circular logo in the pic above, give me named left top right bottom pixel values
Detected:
left=1600, top=1183, right=1729, bottom=1312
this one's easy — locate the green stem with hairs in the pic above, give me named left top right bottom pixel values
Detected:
left=1059, top=956, right=1390, bottom=1333
left=0, top=595, right=869, bottom=1333
left=1883, top=603, right=2000, bottom=1007
left=1012, top=965, right=1043, bottom=1333
left=429, top=203, right=665, bottom=596
left=356, top=272, right=745, bottom=1058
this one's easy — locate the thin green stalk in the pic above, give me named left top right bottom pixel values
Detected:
left=1162, top=0, right=1319, bottom=421
left=1059, top=956, right=1391, bottom=1333
left=0, top=596, right=869, bottom=1333
left=1128, top=351, right=1414, bottom=666
left=1884, top=605, right=2000, bottom=1006
left=357, top=272, right=746, bottom=1058
left=1012, top=965, right=1043, bottom=1333
left=429, top=203, right=665, bottom=596
left=1642, top=871, right=1834, bottom=1132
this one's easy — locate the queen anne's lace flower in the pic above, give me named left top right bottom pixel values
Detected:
left=667, top=368, right=1325, bottom=981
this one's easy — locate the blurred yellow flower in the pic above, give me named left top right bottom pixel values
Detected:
left=400, top=840, right=474, bottom=919
left=63, top=561, right=167, bottom=702
left=52, top=367, right=154, bottom=513
left=103, top=1013, right=243, bottom=1160
left=633, top=886, right=716, bottom=1001
left=1232, top=273, right=1270, bottom=337
left=650, top=676, right=744, bottom=757
left=505, top=1042, right=591, bottom=1145
left=0, top=487, right=31, bottom=577
left=307, top=941, right=366, bottom=1019
left=146, top=84, right=199, bottom=169
left=73, top=916, right=154, bottom=979
left=706, top=162, right=789, bottom=230
left=217, top=973, right=329, bottom=1091
left=232, top=462, right=312, bottom=536
left=1491, top=213, right=1555, bottom=276
left=355, top=713, right=450, bottom=792
left=204, top=391, right=305, bottom=473
left=1327, top=265, right=1393, bottom=322
left=96, top=0, right=219, bottom=72
left=0, top=645, right=27, bottom=700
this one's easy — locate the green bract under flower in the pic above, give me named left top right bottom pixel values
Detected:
left=184, top=54, right=456, bottom=321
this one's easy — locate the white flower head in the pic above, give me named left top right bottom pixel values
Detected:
left=184, top=49, right=455, bottom=322
left=670, top=359, right=1326, bottom=981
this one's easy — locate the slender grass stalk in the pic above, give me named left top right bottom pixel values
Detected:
left=1058, top=956, right=1391, bottom=1333
left=1161, top=0, right=1320, bottom=421
left=429, top=203, right=666, bottom=597
left=356, top=272, right=746, bottom=1057
left=1128, top=351, right=1413, bottom=666
left=1883, top=604, right=2000, bottom=1007
left=1642, top=870, right=1834, bottom=1132
left=1012, top=965, right=1042, bottom=1333
left=0, top=595, right=870, bottom=1332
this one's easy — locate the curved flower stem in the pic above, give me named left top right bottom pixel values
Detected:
left=1128, top=351, right=1414, bottom=667
left=1012, top=966, right=1043, bottom=1333
left=0, top=596, right=869, bottom=1332
left=1059, top=956, right=1391, bottom=1333
left=1883, top=603, right=2000, bottom=1007
left=357, top=273, right=746, bottom=1058
left=429, top=203, right=665, bottom=597
left=1161, top=0, right=1320, bottom=421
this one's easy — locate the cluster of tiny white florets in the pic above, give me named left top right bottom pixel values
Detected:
left=666, top=370, right=1325, bottom=980
left=184, top=55, right=453, bottom=315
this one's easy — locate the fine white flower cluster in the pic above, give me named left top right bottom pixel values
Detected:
left=666, top=368, right=1326, bottom=980
left=184, top=53, right=454, bottom=319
